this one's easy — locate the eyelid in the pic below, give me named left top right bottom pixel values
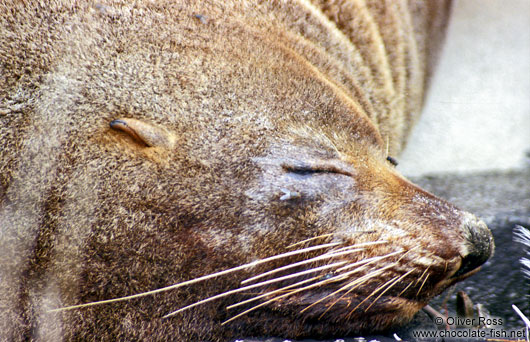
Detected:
left=281, top=162, right=354, bottom=177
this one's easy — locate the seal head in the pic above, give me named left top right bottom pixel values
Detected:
left=0, top=0, right=493, bottom=341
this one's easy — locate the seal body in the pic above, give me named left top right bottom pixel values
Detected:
left=0, top=1, right=494, bottom=341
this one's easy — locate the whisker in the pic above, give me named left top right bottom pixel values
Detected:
left=221, top=273, right=345, bottom=326
left=286, top=233, right=334, bottom=249
left=162, top=261, right=347, bottom=318
left=48, top=242, right=341, bottom=313
left=329, top=240, right=388, bottom=253
left=416, top=274, right=429, bottom=297
left=335, top=250, right=403, bottom=272
left=415, top=266, right=430, bottom=286
left=314, top=271, right=386, bottom=318
left=316, top=247, right=416, bottom=317
left=227, top=276, right=321, bottom=309
left=312, top=263, right=397, bottom=317
left=398, top=279, right=415, bottom=297
left=349, top=275, right=401, bottom=314
left=355, top=247, right=419, bottom=312
left=227, top=244, right=413, bottom=324
left=364, top=269, right=414, bottom=311
left=242, top=241, right=390, bottom=285
left=241, top=248, right=363, bottom=285
left=235, top=249, right=397, bottom=311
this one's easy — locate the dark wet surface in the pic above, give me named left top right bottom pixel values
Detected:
left=236, top=168, right=530, bottom=342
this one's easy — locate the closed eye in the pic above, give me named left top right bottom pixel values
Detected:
left=282, top=162, right=354, bottom=177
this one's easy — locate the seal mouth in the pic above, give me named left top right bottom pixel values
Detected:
left=434, top=263, right=483, bottom=293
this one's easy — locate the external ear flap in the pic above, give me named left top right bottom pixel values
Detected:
left=109, top=118, right=176, bottom=148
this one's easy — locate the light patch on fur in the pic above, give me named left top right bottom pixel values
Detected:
left=35, top=281, right=63, bottom=341
left=414, top=256, right=439, bottom=268
left=52, top=163, right=101, bottom=284
left=379, top=222, right=409, bottom=238
left=0, top=60, right=83, bottom=340
left=227, top=109, right=275, bottom=130
left=347, top=218, right=411, bottom=239
left=249, top=150, right=357, bottom=204
left=200, top=228, right=236, bottom=250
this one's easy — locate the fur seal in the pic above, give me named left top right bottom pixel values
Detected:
left=0, top=0, right=494, bottom=341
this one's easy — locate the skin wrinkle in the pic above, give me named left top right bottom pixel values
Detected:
left=313, top=0, right=397, bottom=125
left=225, top=1, right=380, bottom=131
left=258, top=31, right=381, bottom=143
left=279, top=28, right=379, bottom=120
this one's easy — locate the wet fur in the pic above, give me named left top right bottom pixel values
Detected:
left=0, top=1, right=494, bottom=341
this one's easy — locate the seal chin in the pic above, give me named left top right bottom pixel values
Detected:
left=309, top=299, right=422, bottom=336
left=267, top=291, right=425, bottom=330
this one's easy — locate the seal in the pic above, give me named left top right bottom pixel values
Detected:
left=0, top=1, right=494, bottom=341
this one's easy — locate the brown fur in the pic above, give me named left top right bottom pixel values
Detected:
left=0, top=1, right=493, bottom=341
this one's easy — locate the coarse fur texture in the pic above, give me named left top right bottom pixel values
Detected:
left=0, top=0, right=494, bottom=341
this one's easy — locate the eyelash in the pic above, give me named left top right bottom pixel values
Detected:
left=386, top=156, right=398, bottom=166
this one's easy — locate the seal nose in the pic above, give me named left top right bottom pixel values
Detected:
left=453, top=214, right=495, bottom=278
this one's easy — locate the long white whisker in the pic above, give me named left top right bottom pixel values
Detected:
left=398, top=279, right=415, bottom=297
left=48, top=242, right=340, bottom=313
left=223, top=246, right=410, bottom=324
left=231, top=244, right=390, bottom=308
left=416, top=274, right=429, bottom=297
left=364, top=269, right=414, bottom=311
left=415, top=266, right=430, bottom=286
left=286, top=233, right=334, bottom=249
left=221, top=273, right=346, bottom=326
left=241, top=249, right=363, bottom=285
left=335, top=250, right=403, bottom=273
left=304, top=262, right=398, bottom=315
left=162, top=261, right=347, bottom=318
left=338, top=262, right=397, bottom=318
left=241, top=242, right=390, bottom=286
left=329, top=240, right=388, bottom=253
left=322, top=246, right=415, bottom=314
left=351, top=247, right=418, bottom=312
left=227, top=276, right=320, bottom=309
left=351, top=275, right=401, bottom=314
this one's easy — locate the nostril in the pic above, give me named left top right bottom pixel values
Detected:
left=453, top=216, right=495, bottom=278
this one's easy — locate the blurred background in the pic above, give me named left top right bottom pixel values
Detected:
left=399, top=0, right=529, bottom=176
